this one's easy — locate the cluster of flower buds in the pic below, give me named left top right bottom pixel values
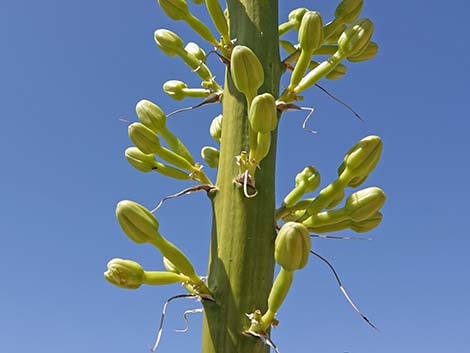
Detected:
left=112, top=200, right=210, bottom=294
left=125, top=99, right=212, bottom=184
left=278, top=0, right=377, bottom=102
left=278, top=136, right=385, bottom=233
left=248, top=222, right=311, bottom=333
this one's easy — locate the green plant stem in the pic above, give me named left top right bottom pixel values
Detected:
left=201, top=1, right=282, bottom=352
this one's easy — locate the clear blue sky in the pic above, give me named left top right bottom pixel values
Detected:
left=1, top=1, right=469, bottom=352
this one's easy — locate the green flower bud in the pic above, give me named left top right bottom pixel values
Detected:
left=338, top=135, right=383, bottom=187
left=275, top=222, right=311, bottom=271
left=163, top=257, right=180, bottom=274
left=283, top=166, right=321, bottom=208
left=163, top=80, right=211, bottom=100
left=338, top=18, right=374, bottom=57
left=125, top=147, right=158, bottom=173
left=105, top=258, right=145, bottom=289
left=347, top=41, right=378, bottom=62
left=163, top=80, right=188, bottom=101
left=116, top=200, right=159, bottom=244
left=288, top=8, right=308, bottom=26
left=249, top=93, right=277, bottom=133
left=136, top=99, right=166, bottom=133
left=184, top=42, right=206, bottom=61
left=128, top=123, right=161, bottom=154
left=158, top=0, right=190, bottom=21
left=298, top=11, right=323, bottom=53
left=251, top=132, right=271, bottom=163
left=154, top=29, right=184, bottom=56
left=209, top=114, right=223, bottom=143
left=351, top=212, right=383, bottom=233
left=345, top=187, right=386, bottom=222
left=201, top=146, right=219, bottom=168
left=205, top=0, right=230, bottom=44
left=230, top=46, right=264, bottom=103
left=335, top=0, right=364, bottom=23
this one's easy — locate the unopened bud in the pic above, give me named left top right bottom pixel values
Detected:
left=351, top=212, right=383, bottom=232
left=338, top=18, right=374, bottom=57
left=128, top=123, right=161, bottom=154
left=338, top=135, right=383, bottom=187
left=125, top=147, right=157, bottom=173
left=288, top=8, right=308, bottom=26
left=158, top=0, right=190, bottom=21
left=230, top=45, right=264, bottom=102
left=347, top=41, right=378, bottom=62
left=184, top=42, right=206, bottom=61
left=201, top=146, right=219, bottom=168
left=116, top=200, right=159, bottom=244
left=136, top=99, right=167, bottom=133
left=154, top=29, right=184, bottom=56
left=345, top=187, right=386, bottom=222
left=209, top=114, right=223, bottom=143
left=275, top=222, right=311, bottom=271
left=298, top=11, right=323, bottom=52
left=335, top=0, right=363, bottom=23
left=249, top=93, right=277, bottom=133
left=163, top=80, right=188, bottom=101
left=283, top=166, right=321, bottom=208
left=104, top=258, right=144, bottom=289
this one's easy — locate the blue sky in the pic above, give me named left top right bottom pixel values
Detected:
left=1, top=1, right=469, bottom=352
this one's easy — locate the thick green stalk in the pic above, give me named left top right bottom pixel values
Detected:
left=202, top=1, right=281, bottom=353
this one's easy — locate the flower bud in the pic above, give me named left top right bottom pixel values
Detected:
left=295, top=166, right=321, bottom=193
left=157, top=0, right=190, bottom=21
left=230, top=46, right=264, bottom=102
left=154, top=29, right=184, bottom=56
left=163, top=80, right=188, bottom=101
left=125, top=147, right=157, bottom=173
left=201, top=146, right=219, bottom=168
left=338, top=18, right=374, bottom=57
left=335, top=0, right=363, bottom=23
left=116, top=200, right=159, bottom=244
left=275, top=222, right=311, bottom=271
left=128, top=123, right=161, bottom=154
left=251, top=132, right=271, bottom=163
left=249, top=93, right=277, bottom=133
left=345, top=187, right=386, bottom=222
left=298, top=11, right=323, bottom=53
left=338, top=135, right=383, bottom=187
left=351, top=212, right=383, bottom=233
left=347, top=41, right=378, bottom=62
left=288, top=8, right=308, bottom=26
left=209, top=114, right=223, bottom=143
left=136, top=100, right=167, bottom=133
left=184, top=42, right=206, bottom=61
left=104, top=258, right=144, bottom=289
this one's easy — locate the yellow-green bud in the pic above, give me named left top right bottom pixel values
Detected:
left=251, top=132, right=271, bottom=163
left=104, top=258, right=144, bottom=289
left=205, top=0, right=230, bottom=43
left=209, top=114, right=222, bottom=143
left=249, top=93, right=277, bottom=133
left=338, top=135, right=383, bottom=187
left=230, top=46, right=264, bottom=102
left=184, top=42, right=206, bottom=61
left=125, top=147, right=157, bottom=173
left=116, top=200, right=159, bottom=244
left=288, top=8, right=308, bottom=26
left=163, top=80, right=188, bottom=101
left=136, top=99, right=167, bottom=133
left=351, top=212, right=383, bottom=233
left=158, top=0, right=190, bottom=21
left=335, top=0, right=363, bottom=23
left=347, top=41, right=378, bottom=62
left=154, top=29, right=184, bottom=56
left=128, top=123, right=161, bottom=154
left=201, top=146, right=219, bottom=168
left=338, top=18, right=374, bottom=57
left=345, top=187, right=386, bottom=222
left=283, top=166, right=321, bottom=208
left=298, top=11, right=323, bottom=53
left=275, top=222, right=311, bottom=271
